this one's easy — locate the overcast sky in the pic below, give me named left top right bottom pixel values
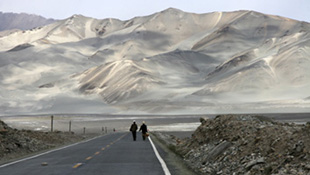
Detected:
left=0, top=0, right=309, bottom=22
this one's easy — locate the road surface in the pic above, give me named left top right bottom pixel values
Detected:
left=0, top=132, right=171, bottom=175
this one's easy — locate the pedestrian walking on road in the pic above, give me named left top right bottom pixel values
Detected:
left=139, top=121, right=148, bottom=141
left=129, top=120, right=138, bottom=141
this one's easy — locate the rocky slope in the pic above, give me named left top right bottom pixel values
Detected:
left=0, top=120, right=84, bottom=164
left=0, top=8, right=309, bottom=114
left=168, top=115, right=310, bottom=174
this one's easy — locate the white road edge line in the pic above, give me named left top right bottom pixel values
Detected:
left=0, top=134, right=106, bottom=168
left=148, top=136, right=171, bottom=175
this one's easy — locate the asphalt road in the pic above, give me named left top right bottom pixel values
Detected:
left=0, top=132, right=170, bottom=175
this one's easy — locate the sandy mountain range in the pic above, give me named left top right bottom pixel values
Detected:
left=0, top=8, right=309, bottom=115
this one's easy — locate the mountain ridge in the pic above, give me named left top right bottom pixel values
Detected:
left=0, top=11, right=56, bottom=32
left=0, top=8, right=309, bottom=115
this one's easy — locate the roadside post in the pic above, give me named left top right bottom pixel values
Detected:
left=69, top=120, right=72, bottom=132
left=51, top=115, right=54, bottom=132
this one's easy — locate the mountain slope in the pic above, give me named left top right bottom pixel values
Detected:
left=0, top=12, right=55, bottom=32
left=0, top=9, right=309, bottom=115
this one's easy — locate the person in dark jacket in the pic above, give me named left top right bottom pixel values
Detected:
left=129, top=121, right=138, bottom=141
left=139, top=121, right=148, bottom=141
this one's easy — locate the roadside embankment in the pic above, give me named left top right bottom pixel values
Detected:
left=157, top=114, right=310, bottom=174
left=0, top=120, right=89, bottom=164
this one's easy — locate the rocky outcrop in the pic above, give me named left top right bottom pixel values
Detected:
left=170, top=115, right=310, bottom=174
left=0, top=120, right=83, bottom=163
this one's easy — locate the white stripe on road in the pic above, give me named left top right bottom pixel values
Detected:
left=0, top=134, right=106, bottom=168
left=148, top=136, right=171, bottom=175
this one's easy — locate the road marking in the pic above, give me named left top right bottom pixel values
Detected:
left=95, top=152, right=100, bottom=155
left=148, top=136, right=171, bottom=175
left=86, top=156, right=92, bottom=160
left=101, top=148, right=105, bottom=150
left=73, top=163, right=83, bottom=168
left=0, top=133, right=129, bottom=170
left=0, top=134, right=107, bottom=169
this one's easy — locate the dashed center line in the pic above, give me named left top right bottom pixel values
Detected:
left=73, top=163, right=83, bottom=168
left=72, top=133, right=128, bottom=169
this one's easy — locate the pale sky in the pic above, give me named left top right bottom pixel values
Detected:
left=0, top=0, right=309, bottom=22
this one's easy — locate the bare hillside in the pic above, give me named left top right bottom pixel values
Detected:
left=0, top=8, right=309, bottom=114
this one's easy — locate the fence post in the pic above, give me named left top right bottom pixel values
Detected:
left=51, top=115, right=54, bottom=132
left=69, top=120, right=72, bottom=132
left=83, top=127, right=86, bottom=134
